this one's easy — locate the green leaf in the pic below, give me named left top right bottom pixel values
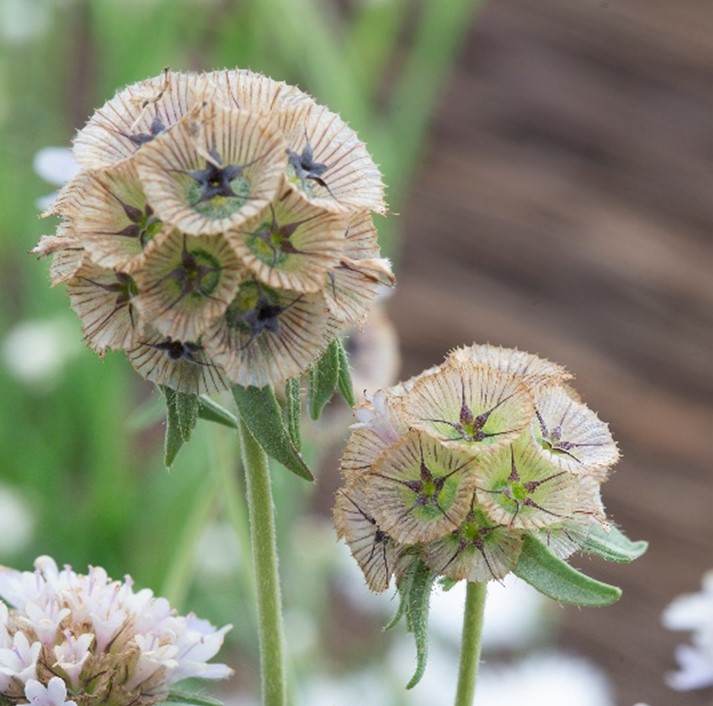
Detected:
left=164, top=690, right=224, bottom=706
left=232, top=384, right=314, bottom=481
left=175, top=391, right=199, bottom=442
left=335, top=338, right=356, bottom=407
left=514, top=534, right=622, bottom=607
left=439, top=576, right=459, bottom=592
left=308, top=340, right=340, bottom=420
left=404, top=560, right=436, bottom=689
left=160, top=386, right=184, bottom=468
left=582, top=524, right=648, bottom=564
left=284, top=378, right=302, bottom=450
left=197, top=395, right=238, bottom=429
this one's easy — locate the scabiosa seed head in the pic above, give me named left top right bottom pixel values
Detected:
left=333, top=343, right=620, bottom=593
left=0, top=556, right=232, bottom=706
left=33, top=69, right=392, bottom=393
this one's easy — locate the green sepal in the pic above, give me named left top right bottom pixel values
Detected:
left=163, top=690, right=225, bottom=706
left=197, top=395, right=238, bottom=429
left=581, top=524, right=648, bottom=564
left=232, top=384, right=314, bottom=482
left=160, top=386, right=196, bottom=468
left=514, top=534, right=622, bottom=607
left=439, top=576, right=459, bottom=592
left=308, top=340, right=340, bottom=420
left=335, top=337, right=356, bottom=407
left=284, top=378, right=302, bottom=450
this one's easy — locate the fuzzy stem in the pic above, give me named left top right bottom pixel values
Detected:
left=454, top=581, right=487, bottom=706
left=237, top=416, right=287, bottom=706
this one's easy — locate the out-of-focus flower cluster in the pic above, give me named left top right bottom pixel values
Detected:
left=662, top=569, right=713, bottom=691
left=333, top=344, right=620, bottom=592
left=34, top=69, right=392, bottom=393
left=0, top=556, right=232, bottom=706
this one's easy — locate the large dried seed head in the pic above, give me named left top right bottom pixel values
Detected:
left=73, top=70, right=210, bottom=168
left=52, top=160, right=163, bottom=272
left=365, top=430, right=479, bottom=545
left=276, top=102, right=386, bottom=215
left=127, top=332, right=228, bottom=394
left=476, top=437, right=579, bottom=530
left=133, top=230, right=243, bottom=341
left=422, top=505, right=524, bottom=583
left=531, top=385, right=619, bottom=476
left=324, top=212, right=394, bottom=326
left=333, top=482, right=399, bottom=593
left=136, top=105, right=286, bottom=235
left=67, top=262, right=142, bottom=353
left=230, top=189, right=347, bottom=293
left=203, top=280, right=330, bottom=387
left=399, top=362, right=535, bottom=455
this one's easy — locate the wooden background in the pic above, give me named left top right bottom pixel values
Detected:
left=387, top=1, right=712, bottom=704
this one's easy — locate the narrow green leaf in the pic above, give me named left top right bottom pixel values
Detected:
left=404, top=560, right=436, bottom=689
left=582, top=524, right=649, bottom=564
left=197, top=395, right=238, bottom=429
left=164, top=690, right=224, bottom=706
left=514, top=535, right=622, bottom=607
left=232, top=385, right=314, bottom=482
left=284, top=378, right=302, bottom=450
left=160, top=386, right=184, bottom=468
left=308, top=340, right=340, bottom=420
left=335, top=338, right=356, bottom=408
left=175, top=391, right=199, bottom=442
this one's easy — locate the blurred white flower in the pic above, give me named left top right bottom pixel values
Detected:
left=0, top=484, right=34, bottom=554
left=3, top=316, right=82, bottom=390
left=0, top=556, right=232, bottom=706
left=662, top=570, right=713, bottom=690
left=0, top=0, right=51, bottom=43
left=194, top=520, right=242, bottom=577
left=33, top=147, right=80, bottom=211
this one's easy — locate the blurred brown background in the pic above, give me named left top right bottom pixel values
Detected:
left=389, top=0, right=712, bottom=704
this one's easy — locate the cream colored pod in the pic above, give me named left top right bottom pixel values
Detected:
left=33, top=69, right=392, bottom=395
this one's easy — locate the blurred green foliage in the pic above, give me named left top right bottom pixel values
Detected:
left=0, top=0, right=481, bottom=698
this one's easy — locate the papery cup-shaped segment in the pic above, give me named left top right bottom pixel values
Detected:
left=476, top=438, right=578, bottom=530
left=422, top=506, right=524, bottom=582
left=53, top=160, right=163, bottom=273
left=333, top=482, right=399, bottom=593
left=531, top=385, right=619, bottom=475
left=206, top=68, right=313, bottom=114
left=127, top=332, right=229, bottom=394
left=133, top=230, right=243, bottom=342
left=366, top=430, right=479, bottom=545
left=67, top=262, right=142, bottom=353
left=448, top=344, right=571, bottom=389
left=73, top=70, right=209, bottom=168
left=276, top=102, right=386, bottom=214
left=399, top=362, right=535, bottom=455
left=230, top=189, right=347, bottom=293
left=203, top=280, right=330, bottom=387
left=136, top=105, right=286, bottom=235
left=32, top=233, right=85, bottom=286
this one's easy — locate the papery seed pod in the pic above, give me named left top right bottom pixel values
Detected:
left=73, top=70, right=210, bottom=168
left=475, top=436, right=578, bottom=530
left=333, top=482, right=400, bottom=593
left=203, top=280, right=332, bottom=388
left=365, top=430, right=479, bottom=545
left=531, top=385, right=619, bottom=476
left=32, top=232, right=85, bottom=286
left=276, top=102, right=386, bottom=215
left=230, top=189, right=347, bottom=293
left=398, top=361, right=535, bottom=455
left=133, top=229, right=243, bottom=341
left=136, top=104, right=287, bottom=235
left=127, top=332, right=228, bottom=394
left=67, top=262, right=142, bottom=353
left=422, top=503, right=524, bottom=582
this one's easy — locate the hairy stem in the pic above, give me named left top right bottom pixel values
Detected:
left=237, top=416, right=287, bottom=706
left=455, top=581, right=487, bottom=706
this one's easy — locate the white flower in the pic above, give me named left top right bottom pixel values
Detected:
left=0, top=556, right=233, bottom=706
left=33, top=147, right=81, bottom=211
left=662, top=569, right=713, bottom=690
left=0, top=484, right=34, bottom=554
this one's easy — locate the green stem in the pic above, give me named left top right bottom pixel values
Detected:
left=454, top=581, right=487, bottom=706
left=237, top=416, right=287, bottom=706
